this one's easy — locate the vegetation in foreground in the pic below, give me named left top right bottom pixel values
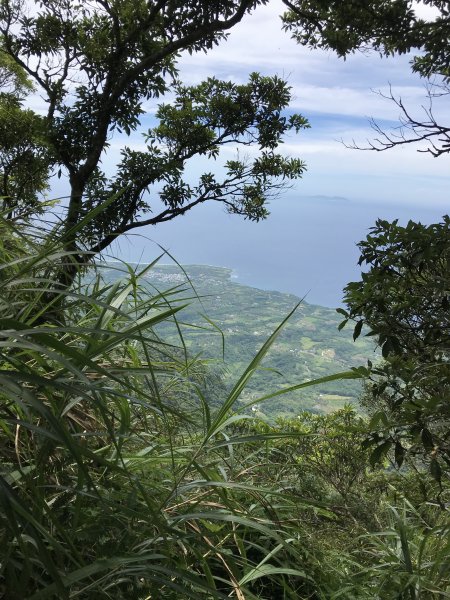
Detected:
left=0, top=2, right=449, bottom=597
left=1, top=216, right=449, bottom=599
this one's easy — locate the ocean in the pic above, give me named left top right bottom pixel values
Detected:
left=109, top=194, right=447, bottom=308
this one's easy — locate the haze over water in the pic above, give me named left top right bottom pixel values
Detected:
left=42, top=0, right=450, bottom=310
left=110, top=194, right=446, bottom=308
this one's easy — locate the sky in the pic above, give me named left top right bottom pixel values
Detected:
left=99, top=0, right=450, bottom=210
left=43, top=1, right=449, bottom=305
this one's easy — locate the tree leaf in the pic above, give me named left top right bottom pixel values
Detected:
left=394, top=441, right=405, bottom=468
left=430, top=458, right=442, bottom=483
left=370, top=440, right=392, bottom=467
left=338, top=318, right=348, bottom=331
left=421, top=428, right=434, bottom=452
left=353, top=320, right=363, bottom=341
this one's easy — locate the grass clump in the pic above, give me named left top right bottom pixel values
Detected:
left=1, top=217, right=449, bottom=599
left=0, top=221, right=323, bottom=598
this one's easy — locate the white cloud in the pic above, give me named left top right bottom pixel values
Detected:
left=21, top=0, right=449, bottom=213
left=175, top=0, right=449, bottom=132
left=414, top=1, right=439, bottom=20
left=289, top=83, right=435, bottom=121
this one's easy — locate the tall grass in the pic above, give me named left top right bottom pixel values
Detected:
left=3, top=217, right=447, bottom=599
left=358, top=501, right=450, bottom=599
left=1, top=219, right=354, bottom=599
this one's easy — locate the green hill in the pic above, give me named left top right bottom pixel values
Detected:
left=101, top=263, right=377, bottom=417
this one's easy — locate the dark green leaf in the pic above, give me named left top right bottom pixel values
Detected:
left=353, top=320, right=363, bottom=341
left=421, top=428, right=434, bottom=452
left=394, top=441, right=405, bottom=468
left=370, top=440, right=392, bottom=467
left=430, top=458, right=442, bottom=483
left=338, top=318, right=348, bottom=331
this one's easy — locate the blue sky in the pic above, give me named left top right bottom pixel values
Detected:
left=181, top=0, right=449, bottom=209
left=40, top=1, right=448, bottom=304
left=88, top=0, right=450, bottom=211
left=40, top=0, right=450, bottom=209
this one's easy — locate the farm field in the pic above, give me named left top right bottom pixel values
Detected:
left=102, top=263, right=377, bottom=417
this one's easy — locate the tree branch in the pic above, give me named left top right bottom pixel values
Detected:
left=343, top=82, right=450, bottom=157
left=79, top=0, right=256, bottom=179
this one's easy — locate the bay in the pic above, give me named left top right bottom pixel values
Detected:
left=110, top=195, right=447, bottom=308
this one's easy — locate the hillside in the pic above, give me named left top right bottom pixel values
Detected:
left=100, top=263, right=377, bottom=418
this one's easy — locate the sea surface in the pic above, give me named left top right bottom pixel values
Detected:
left=109, top=194, right=447, bottom=308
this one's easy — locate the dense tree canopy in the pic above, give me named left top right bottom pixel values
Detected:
left=0, top=52, right=51, bottom=218
left=3, top=0, right=447, bottom=269
left=282, top=0, right=450, bottom=78
left=0, top=95, right=51, bottom=218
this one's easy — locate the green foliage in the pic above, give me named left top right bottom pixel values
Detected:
left=101, top=263, right=376, bottom=417
left=243, top=408, right=389, bottom=517
left=0, top=51, right=33, bottom=96
left=282, top=1, right=450, bottom=157
left=1, top=217, right=449, bottom=598
left=282, top=0, right=450, bottom=79
left=1, top=3, right=449, bottom=595
left=0, top=95, right=52, bottom=217
left=340, top=217, right=450, bottom=478
left=229, top=410, right=450, bottom=599
left=1, top=219, right=357, bottom=599
left=0, top=42, right=52, bottom=218
left=0, top=1, right=308, bottom=270
left=83, top=73, right=307, bottom=248
left=359, top=502, right=450, bottom=599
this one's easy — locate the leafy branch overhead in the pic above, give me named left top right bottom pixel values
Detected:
left=282, top=0, right=450, bottom=156
left=3, top=0, right=449, bottom=272
left=0, top=52, right=52, bottom=218
left=84, top=74, right=308, bottom=254
left=282, top=0, right=450, bottom=79
left=0, top=0, right=308, bottom=273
